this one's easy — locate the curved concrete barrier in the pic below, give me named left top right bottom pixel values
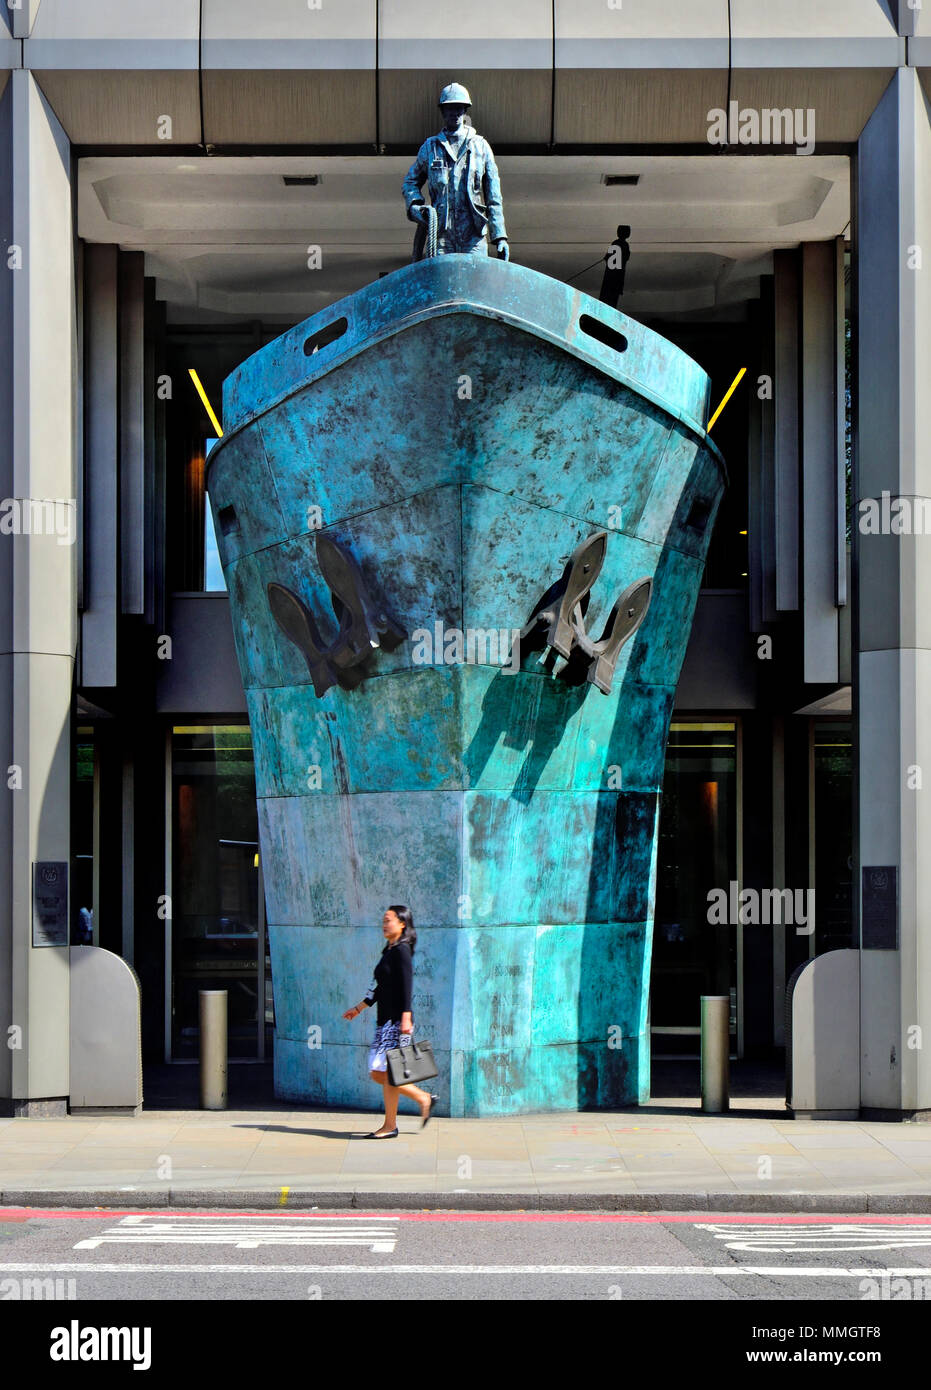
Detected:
left=787, top=948, right=859, bottom=1119
left=70, top=946, right=142, bottom=1115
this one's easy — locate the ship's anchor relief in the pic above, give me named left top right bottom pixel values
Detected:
left=267, top=529, right=649, bottom=700
left=266, top=532, right=406, bottom=699
left=518, top=531, right=652, bottom=695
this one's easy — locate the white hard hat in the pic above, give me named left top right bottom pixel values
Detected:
left=439, top=83, right=472, bottom=107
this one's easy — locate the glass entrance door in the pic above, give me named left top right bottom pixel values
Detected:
left=651, top=721, right=740, bottom=1056
left=169, top=726, right=272, bottom=1060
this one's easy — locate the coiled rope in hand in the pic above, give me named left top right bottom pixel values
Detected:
left=412, top=204, right=438, bottom=262
left=425, top=204, right=438, bottom=259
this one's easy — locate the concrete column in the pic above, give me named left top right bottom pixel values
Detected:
left=855, top=68, right=931, bottom=1116
left=771, top=715, right=786, bottom=1047
left=800, top=240, right=841, bottom=684
left=773, top=250, right=800, bottom=613
left=747, top=300, right=765, bottom=635
left=81, top=244, right=118, bottom=688
left=0, top=72, right=76, bottom=1114
left=8, top=1, right=42, bottom=40
left=758, top=277, right=778, bottom=628
left=119, top=252, right=145, bottom=618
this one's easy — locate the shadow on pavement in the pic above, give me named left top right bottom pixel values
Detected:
left=142, top=1057, right=787, bottom=1120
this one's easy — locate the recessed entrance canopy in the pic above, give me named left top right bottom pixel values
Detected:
left=78, top=153, right=849, bottom=324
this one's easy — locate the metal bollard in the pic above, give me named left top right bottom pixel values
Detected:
left=199, top=989, right=228, bottom=1110
left=700, top=995, right=730, bottom=1113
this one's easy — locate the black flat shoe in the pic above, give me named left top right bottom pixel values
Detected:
left=421, top=1095, right=439, bottom=1130
left=363, top=1128, right=398, bottom=1139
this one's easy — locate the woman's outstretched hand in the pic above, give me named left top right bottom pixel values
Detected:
left=343, top=1005, right=360, bottom=1021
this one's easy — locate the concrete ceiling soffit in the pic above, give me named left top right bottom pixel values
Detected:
left=16, top=0, right=910, bottom=148
left=31, top=70, right=200, bottom=144
left=794, top=687, right=852, bottom=715
left=75, top=693, right=114, bottom=720
left=140, top=245, right=769, bottom=318
left=25, top=0, right=199, bottom=141
left=202, top=70, right=377, bottom=146
left=32, top=64, right=897, bottom=148
left=729, top=69, right=898, bottom=143
left=26, top=0, right=199, bottom=66
left=555, top=0, right=729, bottom=65
left=556, top=71, right=729, bottom=145
left=773, top=176, right=838, bottom=225
left=76, top=154, right=849, bottom=245
left=730, top=0, right=898, bottom=50
left=556, top=0, right=898, bottom=62
left=201, top=0, right=375, bottom=68
left=554, top=68, right=896, bottom=145
left=378, top=69, right=549, bottom=147
left=199, top=0, right=376, bottom=144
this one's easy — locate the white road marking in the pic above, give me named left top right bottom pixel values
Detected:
left=698, top=1223, right=931, bottom=1253
left=73, top=1215, right=398, bottom=1252
left=2, top=1262, right=930, bottom=1277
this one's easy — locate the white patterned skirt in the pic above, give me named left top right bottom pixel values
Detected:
left=368, top=1020, right=401, bottom=1073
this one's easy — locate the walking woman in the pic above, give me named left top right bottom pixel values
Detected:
left=343, top=905, right=438, bottom=1137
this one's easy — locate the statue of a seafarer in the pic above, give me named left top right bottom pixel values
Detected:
left=403, top=83, right=510, bottom=261
left=206, top=103, right=727, bottom=1116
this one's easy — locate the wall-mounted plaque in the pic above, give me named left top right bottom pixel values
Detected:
left=861, top=865, right=897, bottom=950
left=32, top=861, right=69, bottom=947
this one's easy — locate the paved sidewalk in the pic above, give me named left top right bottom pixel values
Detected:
left=3, top=1091, right=931, bottom=1211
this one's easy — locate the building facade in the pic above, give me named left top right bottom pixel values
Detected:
left=0, top=0, right=928, bottom=1116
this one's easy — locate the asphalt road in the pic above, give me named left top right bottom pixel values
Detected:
left=2, top=1208, right=931, bottom=1302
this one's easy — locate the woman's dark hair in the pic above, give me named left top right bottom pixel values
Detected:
left=387, top=904, right=416, bottom=955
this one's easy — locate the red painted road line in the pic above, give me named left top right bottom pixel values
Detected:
left=2, top=1208, right=930, bottom=1224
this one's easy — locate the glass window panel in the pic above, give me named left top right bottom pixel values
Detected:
left=813, top=720, right=853, bottom=954
left=652, top=721, right=738, bottom=1046
left=171, top=726, right=261, bottom=1059
left=203, top=439, right=227, bottom=592
left=72, top=727, right=95, bottom=945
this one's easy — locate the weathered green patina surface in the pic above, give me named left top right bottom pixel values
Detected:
left=207, top=255, right=725, bottom=1115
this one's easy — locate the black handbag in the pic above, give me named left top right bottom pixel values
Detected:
left=385, top=1037, right=439, bottom=1087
